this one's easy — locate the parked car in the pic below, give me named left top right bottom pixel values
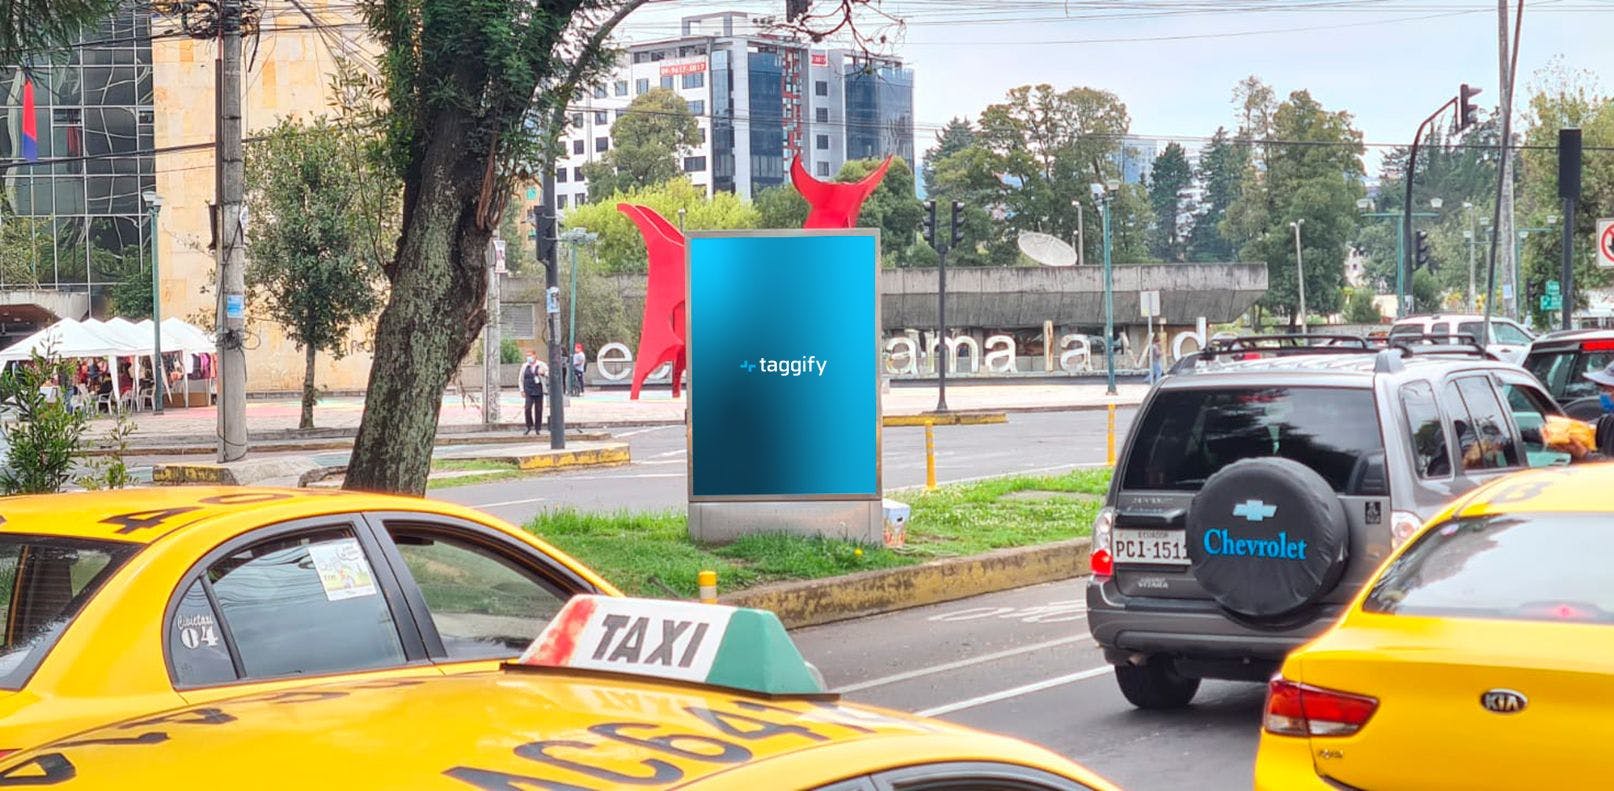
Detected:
left=1089, top=334, right=1568, bottom=708
left=1522, top=329, right=1614, bottom=420
left=1389, top=314, right=1534, bottom=364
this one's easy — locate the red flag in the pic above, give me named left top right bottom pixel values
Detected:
left=20, top=79, right=38, bottom=162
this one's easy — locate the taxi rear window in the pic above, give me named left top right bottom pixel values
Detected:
left=1365, top=514, right=1614, bottom=624
left=1122, top=386, right=1387, bottom=494
left=0, top=535, right=136, bottom=689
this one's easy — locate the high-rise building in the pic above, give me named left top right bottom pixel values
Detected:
left=552, top=13, right=914, bottom=210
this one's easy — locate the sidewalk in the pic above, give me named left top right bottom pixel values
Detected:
left=93, top=382, right=1150, bottom=445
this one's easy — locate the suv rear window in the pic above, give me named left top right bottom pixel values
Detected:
left=1526, top=347, right=1614, bottom=402
left=0, top=535, right=137, bottom=689
left=1364, top=514, right=1614, bottom=624
left=1122, top=387, right=1387, bottom=494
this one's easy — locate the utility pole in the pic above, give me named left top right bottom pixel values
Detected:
left=1290, top=219, right=1307, bottom=333
left=482, top=235, right=503, bottom=426
left=1096, top=182, right=1117, bottom=396
left=216, top=0, right=247, bottom=462
left=1497, top=0, right=1517, bottom=320
left=1464, top=202, right=1477, bottom=310
left=539, top=169, right=565, bottom=449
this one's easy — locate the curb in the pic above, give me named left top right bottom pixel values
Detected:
left=107, top=431, right=614, bottom=458
left=883, top=412, right=1007, bottom=427
left=721, top=537, right=1091, bottom=630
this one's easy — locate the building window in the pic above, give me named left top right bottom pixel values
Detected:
left=700, top=127, right=708, bottom=142
left=635, top=78, right=649, bottom=95
left=816, top=161, right=830, bottom=177
left=614, top=80, right=628, bottom=96
left=557, top=195, right=568, bottom=209
left=682, top=72, right=705, bottom=89
left=615, top=109, right=626, bottom=120
left=816, top=134, right=829, bottom=150
left=570, top=112, right=583, bottom=128
left=660, top=75, right=675, bottom=90
left=593, top=85, right=607, bottom=99
left=557, top=168, right=568, bottom=183
left=595, top=137, right=609, bottom=152
left=578, top=193, right=587, bottom=204
left=683, top=156, right=707, bottom=172
left=815, top=80, right=828, bottom=96
left=687, top=100, right=705, bottom=116
left=573, top=167, right=584, bottom=181
left=572, top=139, right=584, bottom=155
left=816, top=107, right=829, bottom=123
left=594, top=111, right=608, bottom=124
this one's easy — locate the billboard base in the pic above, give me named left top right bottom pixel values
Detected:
left=689, top=500, right=884, bottom=546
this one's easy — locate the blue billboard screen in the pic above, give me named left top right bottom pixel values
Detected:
left=687, top=232, right=880, bottom=500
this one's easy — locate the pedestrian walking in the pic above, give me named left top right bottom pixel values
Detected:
left=570, top=343, right=586, bottom=397
left=520, top=350, right=547, bottom=436
left=1148, top=332, right=1165, bottom=383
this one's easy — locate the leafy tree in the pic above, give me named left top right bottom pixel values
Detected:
left=561, top=178, right=758, bottom=275
left=925, top=142, right=1013, bottom=266
left=754, top=184, right=808, bottom=229
left=580, top=89, right=701, bottom=198
left=1224, top=89, right=1365, bottom=328
left=245, top=117, right=388, bottom=430
left=0, top=0, right=120, bottom=63
left=1147, top=142, right=1193, bottom=261
left=0, top=351, right=88, bottom=495
left=838, top=157, right=924, bottom=267
left=921, top=118, right=976, bottom=197
left=107, top=262, right=152, bottom=319
left=498, top=193, right=539, bottom=275
left=976, top=84, right=1134, bottom=266
left=1188, top=128, right=1247, bottom=262
left=0, top=215, right=50, bottom=287
left=1343, top=287, right=1383, bottom=324
left=1517, top=66, right=1614, bottom=325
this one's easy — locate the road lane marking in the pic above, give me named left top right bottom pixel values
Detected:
left=928, top=600, right=1087, bottom=624
left=470, top=497, right=547, bottom=509
left=915, top=666, right=1111, bottom=717
left=615, top=426, right=681, bottom=438
left=837, top=636, right=1088, bottom=693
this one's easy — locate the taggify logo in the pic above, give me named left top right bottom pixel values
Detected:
left=739, top=356, right=829, bottom=377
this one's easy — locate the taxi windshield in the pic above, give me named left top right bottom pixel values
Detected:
left=1364, top=514, right=1614, bottom=624
left=0, top=535, right=137, bottom=690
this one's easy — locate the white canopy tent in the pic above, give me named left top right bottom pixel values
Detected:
left=0, top=319, right=141, bottom=405
left=138, top=318, right=216, bottom=407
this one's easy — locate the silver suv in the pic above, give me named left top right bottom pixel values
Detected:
left=1087, top=335, right=1569, bottom=708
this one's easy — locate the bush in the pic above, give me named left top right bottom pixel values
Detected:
left=0, top=351, right=90, bottom=494
left=499, top=338, right=523, bottom=365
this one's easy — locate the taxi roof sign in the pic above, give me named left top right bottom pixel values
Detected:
left=515, top=596, right=827, bottom=696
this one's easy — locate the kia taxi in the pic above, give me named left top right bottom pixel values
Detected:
left=0, top=486, right=617, bottom=751
left=0, top=597, right=1119, bottom=791
left=1255, top=464, right=1614, bottom=790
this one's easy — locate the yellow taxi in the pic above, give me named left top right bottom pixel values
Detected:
left=0, top=595, right=1117, bottom=790
left=0, top=486, right=617, bottom=753
left=1255, top=464, right=1614, bottom=789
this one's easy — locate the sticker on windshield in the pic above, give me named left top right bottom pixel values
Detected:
left=307, top=539, right=378, bottom=602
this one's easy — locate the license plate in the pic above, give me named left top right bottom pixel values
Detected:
left=1112, top=529, right=1189, bottom=566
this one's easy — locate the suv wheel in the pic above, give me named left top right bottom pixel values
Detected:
left=1114, top=657, right=1200, bottom=709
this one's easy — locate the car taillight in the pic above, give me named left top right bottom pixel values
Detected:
left=1389, top=511, right=1422, bottom=548
left=1090, top=507, right=1115, bottom=578
left=1582, top=339, right=1614, bottom=352
left=1265, top=677, right=1378, bottom=737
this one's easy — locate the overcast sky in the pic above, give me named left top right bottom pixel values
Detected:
left=618, top=1, right=1612, bottom=176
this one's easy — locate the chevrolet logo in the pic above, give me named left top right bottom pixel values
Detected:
left=1233, top=499, right=1277, bottom=522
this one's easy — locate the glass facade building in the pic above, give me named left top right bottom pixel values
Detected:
left=0, top=3, right=154, bottom=298
left=710, top=48, right=735, bottom=195
left=845, top=60, right=914, bottom=167
left=746, top=51, right=785, bottom=193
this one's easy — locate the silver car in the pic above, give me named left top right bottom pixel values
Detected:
left=1087, top=335, right=1569, bottom=708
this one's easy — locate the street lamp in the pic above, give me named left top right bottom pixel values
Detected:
left=1290, top=219, right=1306, bottom=333
left=1430, top=197, right=1444, bottom=210
left=141, top=190, right=165, bottom=415
left=1094, top=182, right=1117, bottom=395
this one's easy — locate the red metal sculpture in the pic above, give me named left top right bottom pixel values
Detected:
left=617, top=203, right=688, bottom=399
left=619, top=156, right=892, bottom=399
left=792, top=155, right=893, bottom=229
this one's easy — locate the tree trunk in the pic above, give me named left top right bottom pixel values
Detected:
left=300, top=344, right=317, bottom=430
left=344, top=137, right=490, bottom=494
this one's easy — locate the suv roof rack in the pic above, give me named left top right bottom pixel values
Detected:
left=1170, top=334, right=1378, bottom=374
left=1374, top=332, right=1498, bottom=373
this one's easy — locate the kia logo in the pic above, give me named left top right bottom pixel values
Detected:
left=1481, top=689, right=1527, bottom=714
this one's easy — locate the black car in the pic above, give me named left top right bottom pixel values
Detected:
left=1523, top=330, right=1614, bottom=419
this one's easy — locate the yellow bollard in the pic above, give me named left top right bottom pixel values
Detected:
left=924, top=419, right=937, bottom=491
left=698, top=570, right=718, bottom=604
left=1106, top=403, right=1117, bottom=467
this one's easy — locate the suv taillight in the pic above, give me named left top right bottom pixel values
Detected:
left=1265, top=677, right=1378, bottom=737
left=1389, top=511, right=1422, bottom=548
left=1090, top=507, right=1115, bottom=578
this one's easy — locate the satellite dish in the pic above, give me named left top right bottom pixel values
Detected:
left=1017, top=231, right=1078, bottom=267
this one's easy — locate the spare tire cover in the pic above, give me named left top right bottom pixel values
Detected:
left=1185, top=457, right=1350, bottom=619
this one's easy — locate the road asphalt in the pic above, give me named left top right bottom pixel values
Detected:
left=794, top=579, right=1264, bottom=791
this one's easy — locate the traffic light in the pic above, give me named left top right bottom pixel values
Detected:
left=1458, top=83, right=1483, bottom=132
left=1415, top=230, right=1432, bottom=271
left=532, top=205, right=557, bottom=272
left=923, top=200, right=937, bottom=250
left=950, top=201, right=964, bottom=248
